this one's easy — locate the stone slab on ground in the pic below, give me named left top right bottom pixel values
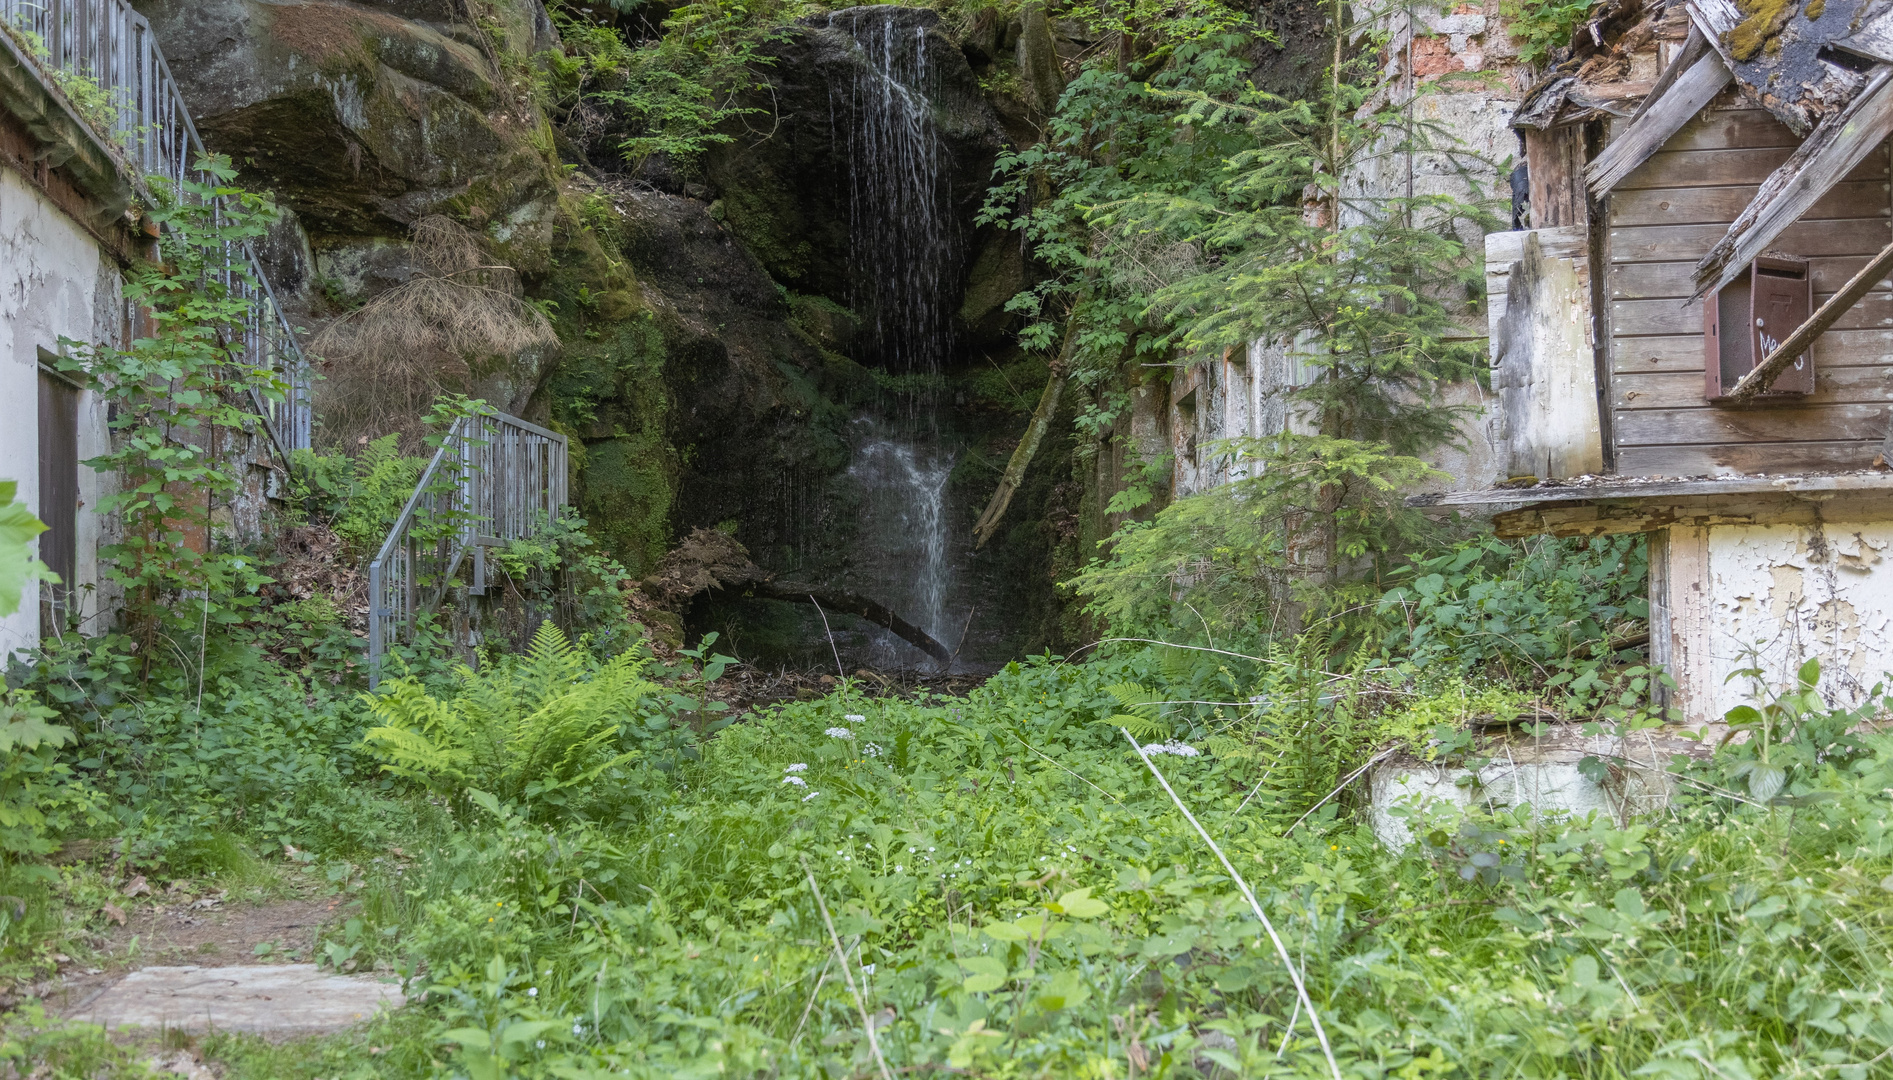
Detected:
left=72, top=964, right=404, bottom=1035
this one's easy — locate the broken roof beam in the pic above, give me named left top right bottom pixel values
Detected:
left=1838, top=5, right=1893, bottom=63
left=1692, top=66, right=1893, bottom=299
left=1587, top=29, right=1731, bottom=198
left=1726, top=235, right=1893, bottom=401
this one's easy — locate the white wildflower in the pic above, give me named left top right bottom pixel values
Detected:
left=844, top=714, right=866, bottom=723
left=784, top=763, right=808, bottom=773
left=573, top=1023, right=585, bottom=1036
left=527, top=987, right=538, bottom=997
left=782, top=775, right=807, bottom=787
left=803, top=790, right=820, bottom=802
left=1142, top=741, right=1201, bottom=757
left=536, top=1040, right=546, bottom=1049
left=825, top=727, right=855, bottom=740
left=862, top=741, right=884, bottom=758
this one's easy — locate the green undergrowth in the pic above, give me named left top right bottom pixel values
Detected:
left=68, top=640, right=1863, bottom=1080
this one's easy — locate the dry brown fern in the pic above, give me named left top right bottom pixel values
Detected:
left=312, top=216, right=558, bottom=448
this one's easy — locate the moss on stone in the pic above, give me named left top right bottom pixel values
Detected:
left=548, top=313, right=676, bottom=576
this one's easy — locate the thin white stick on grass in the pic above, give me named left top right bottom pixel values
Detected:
left=786, top=953, right=833, bottom=1053
left=809, top=597, right=846, bottom=681
left=1276, top=993, right=1301, bottom=1059
left=1123, top=728, right=1344, bottom=1080
left=801, top=856, right=894, bottom=1080
left=1283, top=746, right=1401, bottom=836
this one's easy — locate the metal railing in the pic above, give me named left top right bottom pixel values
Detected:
left=1, top=0, right=311, bottom=452
left=367, top=411, right=570, bottom=685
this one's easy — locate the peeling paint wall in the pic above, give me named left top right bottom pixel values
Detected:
left=1167, top=3, right=1522, bottom=498
left=0, top=167, right=122, bottom=662
left=1659, top=520, right=1893, bottom=721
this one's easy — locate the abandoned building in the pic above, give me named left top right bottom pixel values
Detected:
left=0, top=0, right=309, bottom=662
left=1407, top=0, right=1893, bottom=723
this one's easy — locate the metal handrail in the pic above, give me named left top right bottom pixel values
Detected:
left=366, top=411, right=569, bottom=685
left=1, top=0, right=311, bottom=451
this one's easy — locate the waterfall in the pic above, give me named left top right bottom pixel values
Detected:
left=825, top=9, right=966, bottom=668
left=844, top=422, right=956, bottom=662
left=827, top=9, right=956, bottom=374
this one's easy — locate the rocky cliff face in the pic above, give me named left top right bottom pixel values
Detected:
left=136, top=0, right=1073, bottom=661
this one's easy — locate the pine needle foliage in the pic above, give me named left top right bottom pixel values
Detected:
left=361, top=623, right=655, bottom=818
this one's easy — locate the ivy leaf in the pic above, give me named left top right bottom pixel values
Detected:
left=0, top=481, right=51, bottom=618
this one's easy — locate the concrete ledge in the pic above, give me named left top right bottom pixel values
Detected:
left=1368, top=725, right=1709, bottom=848
left=71, top=964, right=405, bottom=1036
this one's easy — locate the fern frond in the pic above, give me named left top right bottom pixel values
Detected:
left=1104, top=682, right=1160, bottom=720
left=1108, top=713, right=1166, bottom=739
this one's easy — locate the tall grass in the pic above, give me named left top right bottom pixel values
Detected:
left=315, top=651, right=1893, bottom=1079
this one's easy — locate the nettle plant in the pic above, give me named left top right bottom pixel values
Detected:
left=57, top=155, right=286, bottom=658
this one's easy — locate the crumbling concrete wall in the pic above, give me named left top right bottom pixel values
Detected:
left=0, top=167, right=122, bottom=661
left=1168, top=1, right=1526, bottom=498
left=1658, top=520, right=1893, bottom=722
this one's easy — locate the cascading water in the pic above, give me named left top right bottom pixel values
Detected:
left=844, top=420, right=957, bottom=666
left=827, top=9, right=957, bottom=374
left=826, top=9, right=966, bottom=666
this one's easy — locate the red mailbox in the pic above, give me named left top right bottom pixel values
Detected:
left=1704, top=255, right=1815, bottom=401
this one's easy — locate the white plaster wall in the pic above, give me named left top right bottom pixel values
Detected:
left=1688, top=520, right=1893, bottom=720
left=0, top=168, right=119, bottom=663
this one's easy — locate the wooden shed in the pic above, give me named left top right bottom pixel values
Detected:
left=1423, top=0, right=1893, bottom=723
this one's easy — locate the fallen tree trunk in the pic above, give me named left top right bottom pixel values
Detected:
left=971, top=317, right=1080, bottom=548
left=754, top=581, right=952, bottom=663
left=641, top=529, right=953, bottom=664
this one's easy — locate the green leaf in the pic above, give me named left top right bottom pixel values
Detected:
left=1748, top=764, right=1787, bottom=802
left=957, top=955, right=1008, bottom=993
left=983, top=920, right=1032, bottom=942
left=442, top=1027, right=492, bottom=1050
left=1052, top=887, right=1109, bottom=919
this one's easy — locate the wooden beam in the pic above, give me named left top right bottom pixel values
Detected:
left=1586, top=34, right=1732, bottom=198
left=1693, top=67, right=1893, bottom=299
left=1727, top=235, right=1893, bottom=402
left=1838, top=7, right=1893, bottom=63
left=1527, top=126, right=1588, bottom=228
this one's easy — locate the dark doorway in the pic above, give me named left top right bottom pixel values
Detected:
left=37, top=366, right=78, bottom=636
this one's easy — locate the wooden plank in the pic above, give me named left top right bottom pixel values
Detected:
left=1613, top=363, right=1893, bottom=409
left=1666, top=523, right=1717, bottom=725
left=1527, top=126, right=1587, bottom=229
left=1613, top=401, right=1893, bottom=444
left=1621, top=145, right=1889, bottom=190
left=1839, top=8, right=1893, bottom=64
left=1412, top=470, right=1893, bottom=506
left=1611, top=328, right=1893, bottom=372
left=1611, top=217, right=1893, bottom=263
left=1656, top=108, right=1799, bottom=153
left=1610, top=180, right=1892, bottom=228
left=1609, top=256, right=1893, bottom=299
left=1611, top=290, right=1893, bottom=336
left=1696, top=70, right=1893, bottom=297
left=1588, top=37, right=1732, bottom=197
left=1615, top=440, right=1880, bottom=475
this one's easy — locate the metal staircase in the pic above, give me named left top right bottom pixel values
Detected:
left=2, top=0, right=311, bottom=452
left=366, top=411, right=569, bottom=684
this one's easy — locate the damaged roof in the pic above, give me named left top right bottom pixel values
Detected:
left=1516, top=0, right=1883, bottom=134
left=1513, top=0, right=1893, bottom=301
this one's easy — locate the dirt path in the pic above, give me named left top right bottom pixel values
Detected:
left=46, top=891, right=351, bottom=1018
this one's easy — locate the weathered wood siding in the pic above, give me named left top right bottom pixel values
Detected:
left=1607, top=104, right=1893, bottom=476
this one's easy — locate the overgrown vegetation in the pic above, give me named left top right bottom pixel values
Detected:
left=1, top=3, right=1882, bottom=1079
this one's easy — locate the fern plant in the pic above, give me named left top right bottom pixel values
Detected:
left=360, top=623, right=658, bottom=818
